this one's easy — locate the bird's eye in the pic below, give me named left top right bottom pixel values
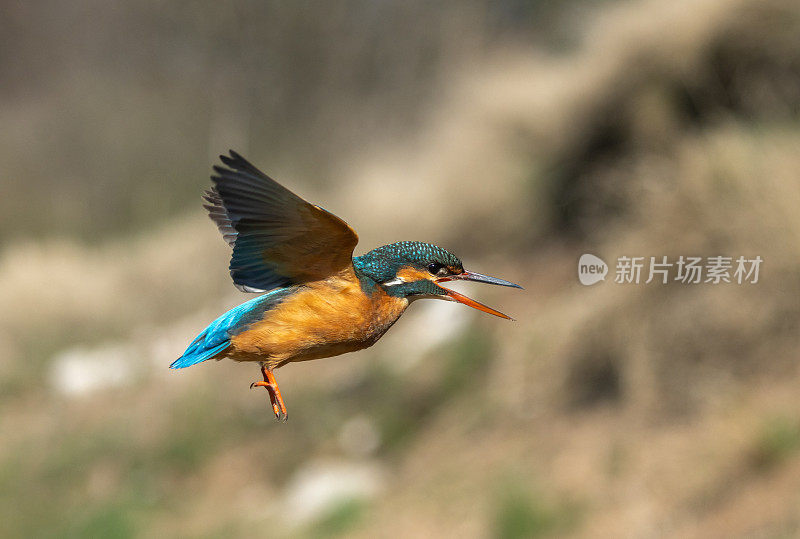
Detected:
left=427, top=262, right=445, bottom=275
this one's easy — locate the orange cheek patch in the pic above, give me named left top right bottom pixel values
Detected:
left=396, top=266, right=432, bottom=283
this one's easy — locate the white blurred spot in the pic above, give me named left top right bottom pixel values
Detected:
left=50, top=344, right=134, bottom=396
left=338, top=415, right=381, bottom=457
left=283, top=460, right=385, bottom=526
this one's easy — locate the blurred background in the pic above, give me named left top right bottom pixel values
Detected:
left=2, top=0, right=800, bottom=536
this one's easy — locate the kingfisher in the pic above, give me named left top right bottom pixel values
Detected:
left=172, top=151, right=521, bottom=420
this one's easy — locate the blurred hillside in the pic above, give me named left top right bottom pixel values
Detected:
left=2, top=0, right=800, bottom=537
left=0, top=0, right=587, bottom=243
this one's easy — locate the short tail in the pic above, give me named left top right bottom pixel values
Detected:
left=170, top=337, right=229, bottom=368
left=171, top=289, right=294, bottom=369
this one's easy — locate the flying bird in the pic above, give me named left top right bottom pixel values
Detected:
left=172, top=151, right=521, bottom=420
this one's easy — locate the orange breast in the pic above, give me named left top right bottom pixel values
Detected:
left=229, top=267, right=408, bottom=367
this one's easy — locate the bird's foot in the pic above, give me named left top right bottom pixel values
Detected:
left=250, top=381, right=287, bottom=421
left=250, top=366, right=288, bottom=421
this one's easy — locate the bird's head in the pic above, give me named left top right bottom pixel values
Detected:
left=353, top=241, right=521, bottom=319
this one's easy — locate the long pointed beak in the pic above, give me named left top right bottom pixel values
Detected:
left=434, top=269, right=520, bottom=320
left=440, top=287, right=515, bottom=320
left=437, top=270, right=523, bottom=289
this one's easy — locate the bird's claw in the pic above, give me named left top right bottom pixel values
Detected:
left=250, top=379, right=288, bottom=422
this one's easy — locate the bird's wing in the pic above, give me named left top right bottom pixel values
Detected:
left=204, top=150, right=359, bottom=293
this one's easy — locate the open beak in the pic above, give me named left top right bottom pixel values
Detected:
left=435, top=270, right=522, bottom=320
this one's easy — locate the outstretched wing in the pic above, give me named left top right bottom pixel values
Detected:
left=204, top=150, right=359, bottom=293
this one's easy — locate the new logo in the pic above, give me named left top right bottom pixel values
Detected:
left=578, top=254, right=608, bottom=286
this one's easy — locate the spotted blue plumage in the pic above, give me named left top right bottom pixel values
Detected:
left=353, top=241, right=462, bottom=283
left=170, top=288, right=296, bottom=368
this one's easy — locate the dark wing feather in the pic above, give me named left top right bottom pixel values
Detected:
left=205, top=150, right=359, bottom=293
left=203, top=189, right=238, bottom=248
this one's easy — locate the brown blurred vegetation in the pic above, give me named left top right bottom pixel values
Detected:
left=2, top=0, right=800, bottom=537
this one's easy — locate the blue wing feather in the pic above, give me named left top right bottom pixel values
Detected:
left=170, top=288, right=296, bottom=368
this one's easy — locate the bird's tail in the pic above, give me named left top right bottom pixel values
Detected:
left=170, top=329, right=230, bottom=369
left=170, top=291, right=290, bottom=369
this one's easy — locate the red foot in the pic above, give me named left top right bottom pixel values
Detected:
left=250, top=365, right=288, bottom=421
